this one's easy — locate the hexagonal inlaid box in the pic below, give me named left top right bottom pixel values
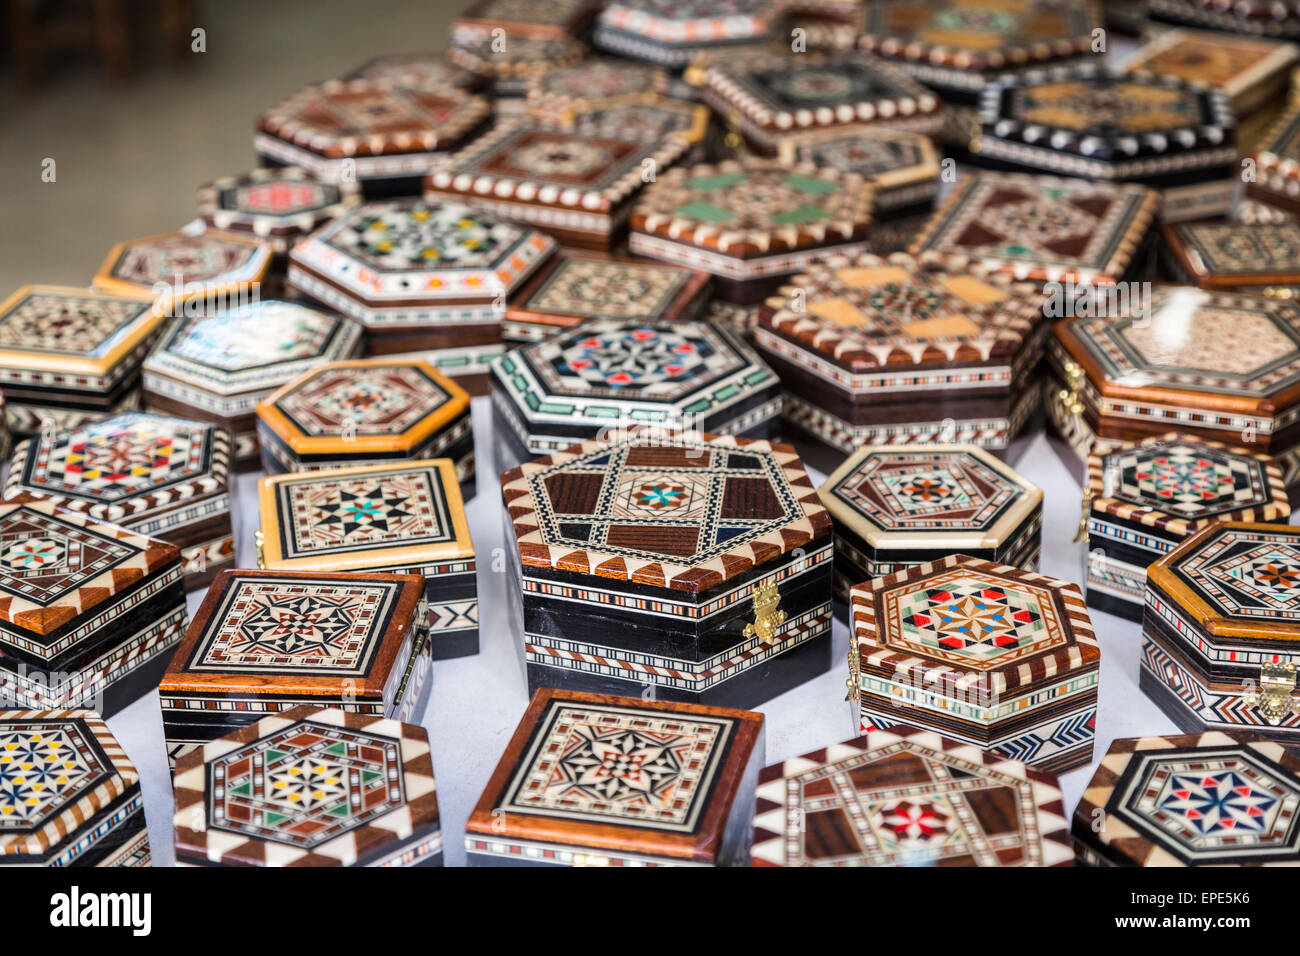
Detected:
left=1161, top=221, right=1300, bottom=296
left=196, top=167, right=360, bottom=258
left=490, top=316, right=781, bottom=469
left=173, top=705, right=441, bottom=867
left=465, top=688, right=765, bottom=866
left=92, top=229, right=272, bottom=310
left=1073, top=731, right=1300, bottom=866
left=4, top=413, right=234, bottom=591
left=850, top=554, right=1100, bottom=773
left=1084, top=433, right=1290, bottom=622
left=594, top=0, right=777, bottom=66
left=255, top=358, right=475, bottom=499
left=142, top=300, right=364, bottom=468
left=0, top=710, right=150, bottom=866
left=818, top=444, right=1043, bottom=602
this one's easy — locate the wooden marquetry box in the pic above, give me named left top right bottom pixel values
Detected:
left=1148, top=0, right=1300, bottom=40
left=0, top=285, right=165, bottom=438
left=255, top=79, right=492, bottom=197
left=818, top=444, right=1043, bottom=603
left=502, top=251, right=711, bottom=345
left=972, top=64, right=1238, bottom=223
left=424, top=120, right=691, bottom=252
left=258, top=459, right=478, bottom=660
left=452, top=0, right=599, bottom=41
left=92, top=229, right=272, bottom=309
left=196, top=167, right=360, bottom=260
left=908, top=172, right=1161, bottom=286
left=4, top=413, right=234, bottom=591
left=0, top=498, right=186, bottom=716
left=158, top=569, right=432, bottom=770
left=255, top=358, right=475, bottom=497
left=630, top=156, right=876, bottom=304
left=0, top=709, right=151, bottom=867
left=756, top=251, right=1049, bottom=455
left=752, top=727, right=1073, bottom=867
left=142, top=300, right=364, bottom=468
left=1162, top=221, right=1300, bottom=295
left=490, top=316, right=780, bottom=468
left=1084, top=434, right=1290, bottom=622
left=1073, top=731, right=1300, bottom=866
left=500, top=430, right=834, bottom=707
left=850, top=554, right=1100, bottom=774
left=1142, top=522, right=1300, bottom=747
left=465, top=688, right=765, bottom=866
left=566, top=95, right=712, bottom=164
left=173, top=705, right=442, bottom=867
left=594, top=0, right=777, bottom=67
left=344, top=53, right=484, bottom=91
left=446, top=35, right=586, bottom=112
left=1244, top=103, right=1300, bottom=222
left=700, top=51, right=943, bottom=157
left=524, top=57, right=669, bottom=125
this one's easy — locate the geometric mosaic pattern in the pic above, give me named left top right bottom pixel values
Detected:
left=0, top=287, right=156, bottom=358
left=98, top=231, right=270, bottom=291
left=272, top=363, right=454, bottom=439
left=0, top=503, right=140, bottom=609
left=326, top=201, right=527, bottom=273
left=154, top=301, right=352, bottom=377
left=1167, top=221, right=1300, bottom=284
left=197, top=166, right=358, bottom=254
left=521, top=258, right=694, bottom=324
left=1168, top=525, right=1300, bottom=621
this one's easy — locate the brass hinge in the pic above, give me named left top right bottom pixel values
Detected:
left=1073, top=491, right=1092, bottom=544
left=1245, top=661, right=1300, bottom=726
left=1057, top=358, right=1086, bottom=418
left=254, top=530, right=266, bottom=570
left=845, top=641, right=860, bottom=702
left=743, top=581, right=785, bottom=645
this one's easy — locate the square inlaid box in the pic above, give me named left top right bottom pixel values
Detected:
left=447, top=35, right=587, bottom=112
left=818, top=444, right=1043, bottom=602
left=0, top=710, right=150, bottom=867
left=566, top=94, right=711, bottom=163
left=524, top=57, right=670, bottom=124
left=630, top=156, right=876, bottom=304
left=465, top=688, right=765, bottom=866
left=500, top=430, right=834, bottom=706
left=142, top=300, right=364, bottom=468
left=1162, top=221, right=1300, bottom=295
left=1084, top=434, right=1290, bottom=622
left=972, top=64, right=1238, bottom=223
left=850, top=554, right=1100, bottom=774
left=0, top=285, right=165, bottom=438
left=1244, top=103, right=1300, bottom=221
left=4, top=413, right=234, bottom=591
left=258, top=460, right=478, bottom=660
left=158, top=569, right=431, bottom=770
left=1073, top=731, right=1300, bottom=867
left=344, top=53, right=484, bottom=91
left=594, top=0, right=777, bottom=67
left=752, top=727, right=1073, bottom=867
left=756, top=251, right=1049, bottom=456
left=1142, top=522, right=1300, bottom=746
left=255, top=358, right=475, bottom=498
left=92, top=229, right=272, bottom=310
left=425, top=121, right=691, bottom=251
left=452, top=0, right=599, bottom=41
left=173, top=705, right=442, bottom=867
left=490, top=316, right=780, bottom=468
left=0, top=498, right=186, bottom=717
left=196, top=167, right=360, bottom=260
left=502, top=251, right=711, bottom=344
left=1148, top=0, right=1300, bottom=39
left=255, top=79, right=492, bottom=198
left=909, top=172, right=1161, bottom=286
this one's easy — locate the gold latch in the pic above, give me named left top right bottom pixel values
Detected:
left=723, top=109, right=745, bottom=154
left=254, top=530, right=266, bottom=570
left=1245, top=661, right=1300, bottom=725
left=845, top=641, right=860, bottom=702
left=1073, top=491, right=1091, bottom=544
left=1057, top=358, right=1086, bottom=418
left=743, top=581, right=785, bottom=645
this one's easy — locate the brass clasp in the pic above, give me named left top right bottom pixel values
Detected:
left=1057, top=358, right=1086, bottom=418
left=845, top=641, right=859, bottom=702
left=254, top=529, right=266, bottom=570
left=1245, top=661, right=1300, bottom=726
left=1074, top=491, right=1091, bottom=544
left=743, top=581, right=785, bottom=645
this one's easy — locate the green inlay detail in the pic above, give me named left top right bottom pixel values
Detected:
left=784, top=174, right=839, bottom=196
left=771, top=204, right=832, bottom=224
left=688, top=172, right=746, bottom=190
left=676, top=201, right=735, bottom=223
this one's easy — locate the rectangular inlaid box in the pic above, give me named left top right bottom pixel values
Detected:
left=465, top=688, right=765, bottom=866
left=258, top=460, right=479, bottom=660
left=0, top=498, right=186, bottom=717
left=500, top=430, right=834, bottom=707
left=1162, top=221, right=1300, bottom=296
left=158, top=569, right=432, bottom=770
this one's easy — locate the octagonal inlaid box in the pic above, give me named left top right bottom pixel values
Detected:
left=0, top=709, right=150, bottom=867
left=1244, top=102, right=1300, bottom=221
left=447, top=35, right=587, bottom=111
left=1073, top=731, right=1300, bottom=866
left=0, top=498, right=186, bottom=717
left=1148, top=0, right=1300, bottom=40
left=196, top=167, right=360, bottom=259
left=158, top=569, right=432, bottom=770
left=452, top=0, right=599, bottom=41
left=258, top=459, right=478, bottom=660
left=0, top=285, right=165, bottom=438
left=255, top=358, right=475, bottom=498
left=1083, top=433, right=1290, bottom=621
left=255, top=79, right=492, bottom=197
left=465, top=688, right=765, bottom=866
left=500, top=430, right=833, bottom=706
left=173, top=705, right=441, bottom=867
left=1161, top=221, right=1300, bottom=296
left=490, top=316, right=781, bottom=468
left=1143, top=522, right=1300, bottom=747
left=142, top=300, right=364, bottom=468
left=524, top=57, right=670, bottom=124
left=818, top=444, right=1043, bottom=602
left=4, top=412, right=234, bottom=591
left=92, top=229, right=272, bottom=310
left=752, top=727, right=1073, bottom=867
left=594, top=0, right=777, bottom=67
left=502, top=250, right=711, bottom=344
left=850, top=554, right=1100, bottom=774
left=630, top=156, right=876, bottom=304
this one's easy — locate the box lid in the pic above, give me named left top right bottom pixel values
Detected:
left=597, top=0, right=776, bottom=55
left=344, top=52, right=484, bottom=90
left=196, top=167, right=360, bottom=244
left=1148, top=0, right=1300, bottom=37
left=465, top=688, right=764, bottom=863
left=852, top=554, right=1099, bottom=699
left=1122, top=27, right=1299, bottom=114
left=258, top=459, right=473, bottom=573
left=172, top=705, right=439, bottom=867
left=447, top=34, right=586, bottom=80
left=819, top=444, right=1042, bottom=554
left=92, top=229, right=272, bottom=305
left=776, top=127, right=940, bottom=214
left=568, top=94, right=711, bottom=147
left=752, top=727, right=1072, bottom=866
left=525, top=57, right=669, bottom=123
left=1162, top=221, right=1300, bottom=291
left=454, top=0, right=598, bottom=39
left=256, top=358, right=469, bottom=458
left=1074, top=731, right=1300, bottom=866
left=1252, top=102, right=1300, bottom=202
left=908, top=172, right=1161, bottom=284
left=0, top=709, right=140, bottom=864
